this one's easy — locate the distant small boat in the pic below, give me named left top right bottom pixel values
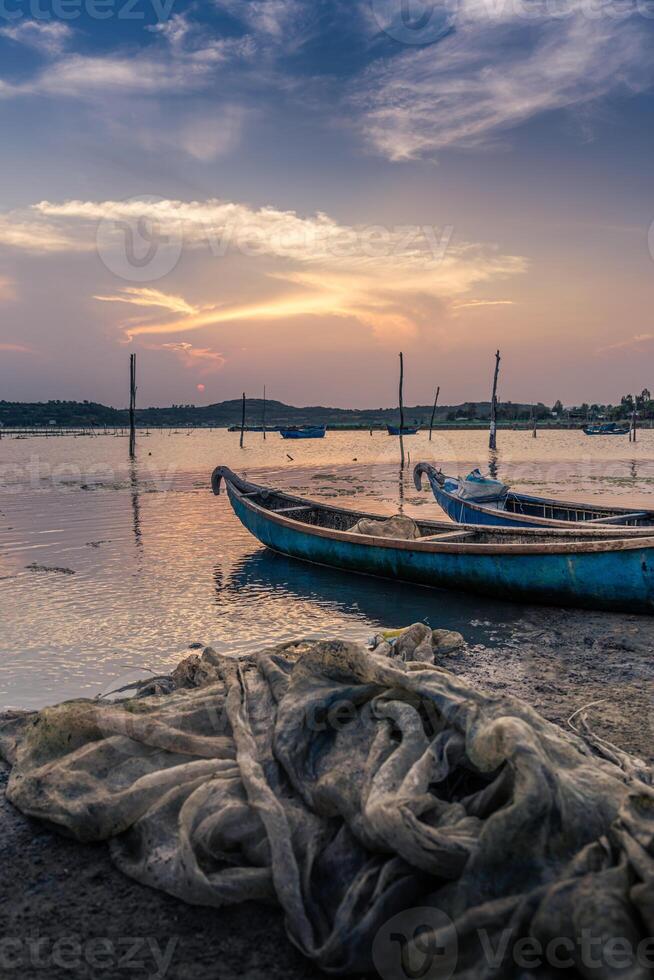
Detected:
left=228, top=425, right=276, bottom=432
left=414, top=462, right=654, bottom=531
left=279, top=425, right=326, bottom=440
left=583, top=422, right=630, bottom=436
left=387, top=424, right=419, bottom=435
left=212, top=466, right=654, bottom=612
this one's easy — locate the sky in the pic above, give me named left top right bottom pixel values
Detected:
left=0, top=0, right=653, bottom=408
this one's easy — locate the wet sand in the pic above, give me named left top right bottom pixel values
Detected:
left=1, top=609, right=651, bottom=978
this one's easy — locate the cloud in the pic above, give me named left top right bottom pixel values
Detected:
left=33, top=196, right=522, bottom=276
left=0, top=342, right=33, bottom=353
left=0, top=20, right=72, bottom=54
left=2, top=194, right=525, bottom=344
left=355, top=1, right=653, bottom=159
left=596, top=333, right=654, bottom=356
left=0, top=12, right=252, bottom=102
left=215, top=0, right=313, bottom=44
left=0, top=213, right=87, bottom=253
left=158, top=341, right=226, bottom=372
left=0, top=275, right=16, bottom=301
left=452, top=298, right=515, bottom=311
left=94, top=287, right=202, bottom=316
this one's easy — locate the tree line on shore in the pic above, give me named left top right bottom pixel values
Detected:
left=0, top=392, right=650, bottom=428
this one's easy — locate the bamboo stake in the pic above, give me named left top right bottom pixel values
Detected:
left=240, top=392, right=246, bottom=449
left=129, top=353, right=137, bottom=458
left=398, top=352, right=405, bottom=469
left=631, top=395, right=637, bottom=443
left=429, top=386, right=440, bottom=442
left=262, top=385, right=266, bottom=440
left=489, top=349, right=500, bottom=451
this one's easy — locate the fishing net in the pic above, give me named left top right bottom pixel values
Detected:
left=1, top=630, right=652, bottom=978
left=349, top=515, right=421, bottom=540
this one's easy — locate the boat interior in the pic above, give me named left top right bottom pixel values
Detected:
left=502, top=493, right=651, bottom=525
left=230, top=482, right=650, bottom=545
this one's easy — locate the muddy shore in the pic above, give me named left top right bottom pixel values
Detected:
left=1, top=608, right=651, bottom=979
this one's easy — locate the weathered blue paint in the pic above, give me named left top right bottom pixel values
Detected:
left=225, top=483, right=654, bottom=613
left=415, top=463, right=654, bottom=531
left=279, top=426, right=326, bottom=439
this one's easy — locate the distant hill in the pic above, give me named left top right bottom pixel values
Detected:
left=0, top=398, right=553, bottom=428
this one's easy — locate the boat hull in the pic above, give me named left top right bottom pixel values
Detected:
left=583, top=425, right=630, bottom=435
left=226, top=484, right=654, bottom=613
left=280, top=427, right=326, bottom=439
left=415, top=463, right=654, bottom=532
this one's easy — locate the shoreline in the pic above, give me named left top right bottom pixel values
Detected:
left=1, top=609, right=651, bottom=977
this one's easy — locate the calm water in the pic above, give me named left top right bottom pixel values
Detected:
left=2, top=427, right=654, bottom=710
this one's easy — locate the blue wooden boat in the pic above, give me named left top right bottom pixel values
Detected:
left=387, top=424, right=419, bottom=435
left=414, top=461, right=654, bottom=531
left=583, top=422, right=630, bottom=435
left=212, top=466, right=654, bottom=612
left=279, top=426, right=326, bottom=439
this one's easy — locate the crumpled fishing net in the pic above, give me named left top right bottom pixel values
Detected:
left=1, top=630, right=652, bottom=978
left=349, top=514, right=421, bottom=540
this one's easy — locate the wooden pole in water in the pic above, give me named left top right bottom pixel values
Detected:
left=489, top=349, right=500, bottom=451
left=429, top=386, right=440, bottom=442
left=240, top=392, right=246, bottom=448
left=631, top=395, right=637, bottom=442
left=398, top=352, right=405, bottom=469
left=129, top=353, right=137, bottom=457
left=262, top=385, right=266, bottom=440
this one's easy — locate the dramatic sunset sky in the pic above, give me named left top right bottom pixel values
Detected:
left=1, top=0, right=653, bottom=407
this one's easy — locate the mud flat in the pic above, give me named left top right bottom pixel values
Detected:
left=0, top=611, right=651, bottom=979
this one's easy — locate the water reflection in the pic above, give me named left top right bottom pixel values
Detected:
left=218, top=547, right=524, bottom=643
left=4, top=429, right=654, bottom=709
left=129, top=457, right=143, bottom=552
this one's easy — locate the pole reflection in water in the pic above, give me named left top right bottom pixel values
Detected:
left=129, top=456, right=143, bottom=553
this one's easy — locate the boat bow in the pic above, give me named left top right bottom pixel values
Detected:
left=211, top=466, right=258, bottom=497
left=413, top=461, right=446, bottom=493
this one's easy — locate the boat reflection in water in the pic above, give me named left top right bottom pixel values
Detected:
left=216, top=547, right=524, bottom=646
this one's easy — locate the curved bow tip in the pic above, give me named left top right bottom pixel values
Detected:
left=413, top=461, right=444, bottom=491
left=211, top=465, right=234, bottom=495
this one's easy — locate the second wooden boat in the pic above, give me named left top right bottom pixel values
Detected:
left=212, top=466, right=654, bottom=612
left=414, top=461, right=654, bottom=531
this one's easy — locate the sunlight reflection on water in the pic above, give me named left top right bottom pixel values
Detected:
left=1, top=427, right=653, bottom=709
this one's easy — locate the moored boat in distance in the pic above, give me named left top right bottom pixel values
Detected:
left=414, top=461, right=654, bottom=531
left=387, top=424, right=419, bottom=435
left=583, top=422, right=630, bottom=435
left=212, top=466, right=654, bottom=613
left=279, top=425, right=326, bottom=439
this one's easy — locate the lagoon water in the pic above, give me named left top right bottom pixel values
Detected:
left=2, top=427, right=654, bottom=710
